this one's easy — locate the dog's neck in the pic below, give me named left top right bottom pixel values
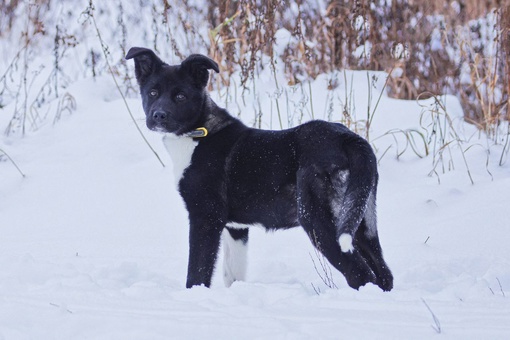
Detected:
left=192, top=97, right=242, bottom=139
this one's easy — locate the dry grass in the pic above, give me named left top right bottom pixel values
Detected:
left=0, top=0, right=507, bottom=135
left=202, top=0, right=508, bottom=135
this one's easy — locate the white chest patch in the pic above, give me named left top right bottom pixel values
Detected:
left=162, top=134, right=198, bottom=186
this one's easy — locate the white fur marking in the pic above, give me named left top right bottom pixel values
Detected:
left=338, top=169, right=349, bottom=183
left=364, top=190, right=378, bottom=238
left=330, top=170, right=351, bottom=227
left=226, top=222, right=264, bottom=230
left=162, top=134, right=198, bottom=186
left=222, top=230, right=248, bottom=287
left=339, top=233, right=354, bottom=253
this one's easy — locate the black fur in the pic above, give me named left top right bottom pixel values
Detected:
left=126, top=47, right=393, bottom=291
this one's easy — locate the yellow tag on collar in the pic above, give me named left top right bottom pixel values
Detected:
left=188, top=127, right=208, bottom=138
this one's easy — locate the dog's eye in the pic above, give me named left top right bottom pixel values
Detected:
left=175, top=93, right=186, bottom=102
left=149, top=89, right=158, bottom=98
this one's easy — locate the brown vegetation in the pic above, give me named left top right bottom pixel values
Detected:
left=1, top=0, right=508, bottom=134
left=206, top=0, right=508, bottom=134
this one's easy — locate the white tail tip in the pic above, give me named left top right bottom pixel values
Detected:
left=339, top=233, right=354, bottom=253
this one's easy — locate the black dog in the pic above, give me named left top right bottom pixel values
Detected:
left=126, top=47, right=393, bottom=291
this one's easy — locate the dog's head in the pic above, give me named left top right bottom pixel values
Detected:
left=126, top=47, right=219, bottom=135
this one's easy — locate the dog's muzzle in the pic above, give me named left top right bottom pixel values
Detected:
left=147, top=110, right=174, bottom=132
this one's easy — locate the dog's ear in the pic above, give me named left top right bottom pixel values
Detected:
left=126, top=47, right=164, bottom=86
left=180, top=54, right=219, bottom=88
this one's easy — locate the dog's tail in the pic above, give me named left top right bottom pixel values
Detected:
left=332, top=136, right=378, bottom=253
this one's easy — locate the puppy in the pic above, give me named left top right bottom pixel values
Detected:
left=126, top=47, right=393, bottom=291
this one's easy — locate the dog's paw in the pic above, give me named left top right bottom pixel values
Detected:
left=375, top=265, right=394, bottom=292
left=343, top=253, right=377, bottom=290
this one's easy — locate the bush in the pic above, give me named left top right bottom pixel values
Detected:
left=0, top=0, right=507, bottom=135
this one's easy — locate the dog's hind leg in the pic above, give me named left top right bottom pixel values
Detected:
left=353, top=191, right=394, bottom=291
left=301, top=215, right=376, bottom=290
left=297, top=167, right=376, bottom=290
left=330, top=169, right=371, bottom=253
left=222, top=227, right=249, bottom=287
left=354, top=220, right=393, bottom=291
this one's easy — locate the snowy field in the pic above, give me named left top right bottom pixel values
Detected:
left=1, top=68, right=509, bottom=339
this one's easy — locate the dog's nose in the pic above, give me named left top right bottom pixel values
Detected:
left=152, top=110, right=167, bottom=122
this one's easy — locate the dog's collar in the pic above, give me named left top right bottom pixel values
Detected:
left=186, top=127, right=208, bottom=138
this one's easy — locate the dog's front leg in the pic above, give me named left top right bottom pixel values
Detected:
left=186, top=220, right=224, bottom=288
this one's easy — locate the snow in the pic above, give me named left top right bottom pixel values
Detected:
left=1, top=67, right=510, bottom=339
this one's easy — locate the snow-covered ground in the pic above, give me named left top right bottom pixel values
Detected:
left=1, top=68, right=509, bottom=339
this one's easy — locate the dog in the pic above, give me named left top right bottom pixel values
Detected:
left=126, top=47, right=393, bottom=291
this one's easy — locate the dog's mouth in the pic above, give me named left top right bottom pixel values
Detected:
left=151, top=125, right=169, bottom=133
left=147, top=119, right=192, bottom=136
left=147, top=121, right=172, bottom=134
left=146, top=110, right=203, bottom=136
